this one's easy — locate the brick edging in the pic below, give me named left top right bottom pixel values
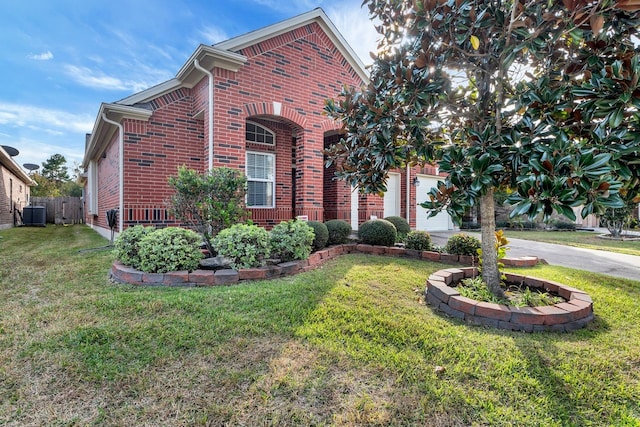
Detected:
left=425, top=267, right=594, bottom=332
left=110, top=244, right=538, bottom=287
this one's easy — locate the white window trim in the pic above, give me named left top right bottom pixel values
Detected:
left=246, top=151, right=275, bottom=208
left=246, top=120, right=276, bottom=146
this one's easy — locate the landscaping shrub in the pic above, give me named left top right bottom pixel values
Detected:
left=551, top=220, right=576, bottom=231
left=325, top=220, right=352, bottom=245
left=444, top=233, right=481, bottom=256
left=384, top=216, right=410, bottom=241
left=495, top=220, right=510, bottom=229
left=213, top=224, right=270, bottom=269
left=358, top=219, right=397, bottom=247
left=168, top=166, right=248, bottom=255
left=114, top=225, right=155, bottom=269
left=137, top=227, right=202, bottom=273
left=307, top=221, right=329, bottom=251
left=270, top=220, right=315, bottom=262
left=405, top=230, right=432, bottom=251
left=461, top=221, right=481, bottom=230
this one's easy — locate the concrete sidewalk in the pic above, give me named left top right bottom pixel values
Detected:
left=429, top=230, right=640, bottom=282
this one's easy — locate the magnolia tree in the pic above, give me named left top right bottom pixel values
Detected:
left=325, top=0, right=640, bottom=296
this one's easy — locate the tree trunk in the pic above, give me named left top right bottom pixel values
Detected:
left=480, top=188, right=505, bottom=298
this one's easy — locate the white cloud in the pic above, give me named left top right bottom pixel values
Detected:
left=28, top=51, right=54, bottom=61
left=0, top=102, right=94, bottom=134
left=64, top=65, right=133, bottom=91
left=326, top=3, right=379, bottom=66
left=199, top=25, right=229, bottom=45
left=5, top=138, right=85, bottom=170
left=63, top=64, right=170, bottom=93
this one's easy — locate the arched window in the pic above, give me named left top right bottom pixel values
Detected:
left=246, top=121, right=275, bottom=145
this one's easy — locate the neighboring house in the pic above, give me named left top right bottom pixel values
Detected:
left=0, top=146, right=35, bottom=229
left=82, top=8, right=453, bottom=239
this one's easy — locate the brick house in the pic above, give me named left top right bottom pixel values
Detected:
left=0, top=145, right=34, bottom=229
left=82, top=8, right=453, bottom=239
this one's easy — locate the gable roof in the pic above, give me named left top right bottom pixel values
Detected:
left=215, top=8, right=368, bottom=82
left=84, top=8, right=369, bottom=167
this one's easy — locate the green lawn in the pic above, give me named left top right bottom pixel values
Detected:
left=1, top=225, right=639, bottom=426
left=501, top=229, right=640, bottom=257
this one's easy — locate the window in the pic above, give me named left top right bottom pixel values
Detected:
left=246, top=121, right=275, bottom=145
left=246, top=152, right=274, bottom=208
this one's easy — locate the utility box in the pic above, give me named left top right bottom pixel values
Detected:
left=23, top=206, right=46, bottom=226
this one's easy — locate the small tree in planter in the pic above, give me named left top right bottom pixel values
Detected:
left=168, top=166, right=249, bottom=255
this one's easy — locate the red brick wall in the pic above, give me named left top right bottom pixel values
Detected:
left=92, top=21, right=365, bottom=231
left=210, top=22, right=362, bottom=225
left=121, top=88, right=205, bottom=227
left=323, top=133, right=351, bottom=222
left=88, top=132, right=121, bottom=230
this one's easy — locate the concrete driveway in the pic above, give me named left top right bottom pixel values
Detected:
left=429, top=230, right=640, bottom=282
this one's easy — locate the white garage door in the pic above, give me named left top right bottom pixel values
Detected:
left=415, top=175, right=453, bottom=231
left=384, top=173, right=401, bottom=218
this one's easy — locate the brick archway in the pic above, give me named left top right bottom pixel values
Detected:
left=242, top=102, right=308, bottom=130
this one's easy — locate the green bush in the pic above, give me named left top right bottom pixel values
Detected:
left=551, top=220, right=576, bottom=230
left=444, top=233, right=481, bottom=256
left=114, top=225, right=155, bottom=269
left=495, top=220, right=510, bottom=229
left=405, top=230, right=432, bottom=251
left=461, top=221, right=481, bottom=230
left=270, top=220, right=315, bottom=262
left=308, top=221, right=329, bottom=251
left=137, top=227, right=203, bottom=273
left=325, top=220, right=352, bottom=245
left=168, top=166, right=248, bottom=255
left=212, top=224, right=270, bottom=269
left=358, top=219, right=397, bottom=247
left=384, top=216, right=410, bottom=241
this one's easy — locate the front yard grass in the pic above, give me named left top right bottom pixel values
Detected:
left=1, top=225, right=639, bottom=426
left=503, top=229, right=640, bottom=257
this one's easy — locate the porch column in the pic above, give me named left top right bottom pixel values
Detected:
left=294, top=130, right=324, bottom=221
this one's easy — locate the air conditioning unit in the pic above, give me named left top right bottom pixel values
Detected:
left=23, top=206, right=46, bottom=226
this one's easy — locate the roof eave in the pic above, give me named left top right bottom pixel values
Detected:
left=0, top=146, right=35, bottom=185
left=215, top=8, right=369, bottom=83
left=175, top=44, right=247, bottom=86
left=82, top=103, right=153, bottom=168
left=116, top=78, right=182, bottom=106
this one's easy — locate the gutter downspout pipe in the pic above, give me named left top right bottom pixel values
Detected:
left=406, top=166, right=411, bottom=227
left=194, top=59, right=214, bottom=171
left=102, top=113, right=124, bottom=233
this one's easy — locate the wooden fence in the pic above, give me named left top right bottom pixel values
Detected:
left=29, top=197, right=84, bottom=225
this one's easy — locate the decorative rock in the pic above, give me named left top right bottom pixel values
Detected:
left=199, top=256, right=233, bottom=270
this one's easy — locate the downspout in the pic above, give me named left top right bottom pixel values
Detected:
left=406, top=166, right=411, bottom=227
left=102, top=113, right=124, bottom=233
left=194, top=59, right=214, bottom=171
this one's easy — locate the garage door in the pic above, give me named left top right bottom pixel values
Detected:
left=384, top=173, right=401, bottom=218
left=415, top=175, right=452, bottom=231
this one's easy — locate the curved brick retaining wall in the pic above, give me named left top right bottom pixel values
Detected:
left=110, top=244, right=539, bottom=287
left=111, top=244, right=591, bottom=332
left=425, top=267, right=594, bottom=332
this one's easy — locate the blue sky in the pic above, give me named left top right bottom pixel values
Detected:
left=0, top=0, right=378, bottom=174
